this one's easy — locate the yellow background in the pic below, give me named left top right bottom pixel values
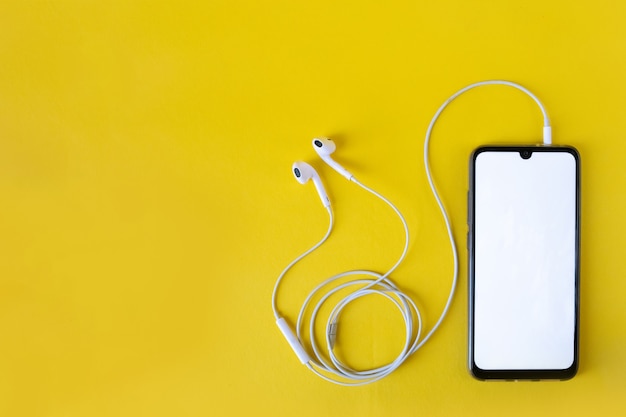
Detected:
left=1, top=1, right=625, bottom=416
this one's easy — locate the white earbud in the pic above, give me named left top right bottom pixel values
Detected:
left=292, top=161, right=330, bottom=207
left=312, top=137, right=354, bottom=180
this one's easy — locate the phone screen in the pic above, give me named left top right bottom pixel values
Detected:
left=468, top=146, right=580, bottom=380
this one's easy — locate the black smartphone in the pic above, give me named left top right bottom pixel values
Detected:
left=468, top=145, right=580, bottom=380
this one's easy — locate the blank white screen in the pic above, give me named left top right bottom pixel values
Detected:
left=474, top=150, right=576, bottom=370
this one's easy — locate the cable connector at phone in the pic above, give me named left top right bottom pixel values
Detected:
left=543, top=125, right=552, bottom=145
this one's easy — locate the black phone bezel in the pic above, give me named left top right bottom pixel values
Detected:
left=467, top=145, right=581, bottom=381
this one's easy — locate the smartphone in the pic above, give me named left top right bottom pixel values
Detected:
left=468, top=145, right=580, bottom=380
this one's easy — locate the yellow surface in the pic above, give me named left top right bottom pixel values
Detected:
left=1, top=1, right=625, bottom=416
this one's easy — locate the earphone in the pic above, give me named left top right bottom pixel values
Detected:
left=312, top=137, right=354, bottom=180
left=273, top=80, right=553, bottom=386
left=273, top=137, right=418, bottom=386
left=292, top=161, right=330, bottom=208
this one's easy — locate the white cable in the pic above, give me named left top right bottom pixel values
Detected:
left=273, top=177, right=422, bottom=386
left=425, top=80, right=552, bottom=147
left=273, top=79, right=550, bottom=386
left=271, top=206, right=334, bottom=320
left=419, top=80, right=551, bottom=354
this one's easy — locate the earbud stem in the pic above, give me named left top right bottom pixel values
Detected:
left=312, top=177, right=331, bottom=207
left=321, top=156, right=353, bottom=181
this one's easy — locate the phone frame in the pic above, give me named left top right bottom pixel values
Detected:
left=468, top=145, right=581, bottom=380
